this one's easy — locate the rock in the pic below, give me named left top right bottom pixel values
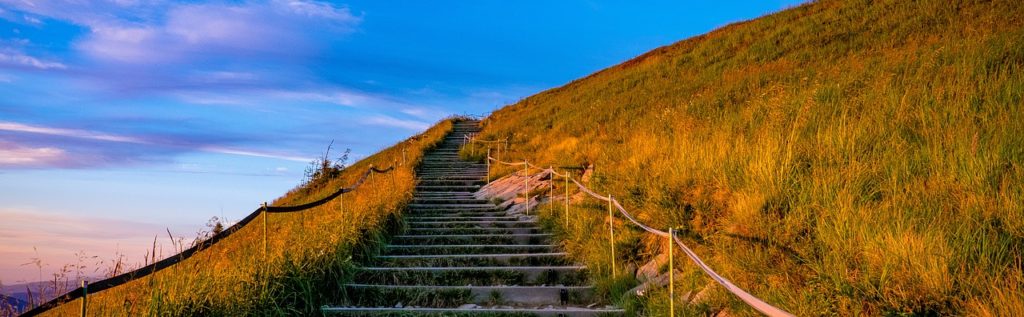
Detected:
left=626, top=273, right=671, bottom=297
left=636, top=251, right=669, bottom=281
left=689, top=283, right=713, bottom=305
left=581, top=164, right=594, bottom=183
left=394, top=302, right=403, bottom=308
left=457, top=304, right=479, bottom=309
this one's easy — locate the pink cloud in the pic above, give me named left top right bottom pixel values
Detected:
left=0, top=141, right=67, bottom=167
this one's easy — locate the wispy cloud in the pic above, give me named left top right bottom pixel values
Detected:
left=0, top=51, right=67, bottom=70
left=364, top=115, right=430, bottom=131
left=199, top=146, right=311, bottom=163
left=0, top=121, right=311, bottom=165
left=66, top=1, right=361, bottom=64
left=0, top=141, right=67, bottom=167
left=0, top=121, right=145, bottom=143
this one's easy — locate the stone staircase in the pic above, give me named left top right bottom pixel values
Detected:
left=323, top=120, right=624, bottom=316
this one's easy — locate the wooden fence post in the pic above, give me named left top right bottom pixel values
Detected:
left=80, top=280, right=88, bottom=317
left=262, top=202, right=268, bottom=263
left=669, top=227, right=675, bottom=317
left=524, top=161, right=529, bottom=216
left=565, top=173, right=570, bottom=229
left=549, top=167, right=554, bottom=214
left=608, top=196, right=616, bottom=278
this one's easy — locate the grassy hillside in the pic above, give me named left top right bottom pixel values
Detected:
left=40, top=119, right=458, bottom=316
left=471, top=0, right=1024, bottom=315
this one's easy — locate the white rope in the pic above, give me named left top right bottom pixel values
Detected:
left=491, top=159, right=794, bottom=317
left=487, top=155, right=527, bottom=166
left=570, top=178, right=611, bottom=202
left=467, top=136, right=504, bottom=144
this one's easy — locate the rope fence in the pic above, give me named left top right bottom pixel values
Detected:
left=486, top=154, right=793, bottom=317
left=20, top=164, right=399, bottom=317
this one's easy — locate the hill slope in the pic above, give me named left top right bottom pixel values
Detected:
left=36, top=120, right=457, bottom=316
left=471, top=0, right=1023, bottom=315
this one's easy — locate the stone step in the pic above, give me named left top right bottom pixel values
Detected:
left=405, top=227, right=542, bottom=235
left=352, top=265, right=587, bottom=286
left=413, top=188, right=481, bottom=193
left=411, top=198, right=490, bottom=204
left=411, top=195, right=478, bottom=199
left=341, top=284, right=596, bottom=307
left=405, top=220, right=535, bottom=227
left=407, top=208, right=499, bottom=213
left=372, top=253, right=572, bottom=267
left=407, top=203, right=493, bottom=209
left=416, top=171, right=487, bottom=175
left=405, top=216, right=520, bottom=222
left=384, top=244, right=559, bottom=255
left=406, top=213, right=513, bottom=220
left=407, top=209, right=500, bottom=214
left=391, top=233, right=551, bottom=245
left=416, top=176, right=485, bottom=181
left=410, top=195, right=478, bottom=200
left=322, top=306, right=623, bottom=317
left=413, top=190, right=478, bottom=194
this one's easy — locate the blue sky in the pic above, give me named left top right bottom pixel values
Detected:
left=0, top=0, right=804, bottom=284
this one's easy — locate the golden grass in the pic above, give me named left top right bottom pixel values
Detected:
left=39, top=119, right=458, bottom=316
left=469, top=0, right=1024, bottom=314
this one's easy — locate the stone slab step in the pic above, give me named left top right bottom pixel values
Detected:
left=411, top=198, right=490, bottom=204
left=391, top=234, right=551, bottom=245
left=405, top=220, right=536, bottom=227
left=405, top=217, right=520, bottom=221
left=383, top=244, right=558, bottom=256
left=341, top=284, right=596, bottom=306
left=375, top=252, right=568, bottom=262
left=353, top=266, right=588, bottom=287
left=322, top=306, right=623, bottom=317
left=408, top=203, right=494, bottom=208
left=405, top=227, right=541, bottom=234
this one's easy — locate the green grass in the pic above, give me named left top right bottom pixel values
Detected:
left=40, top=118, right=466, bottom=316
left=466, top=0, right=1024, bottom=315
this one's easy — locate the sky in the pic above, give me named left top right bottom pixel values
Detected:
left=0, top=0, right=805, bottom=285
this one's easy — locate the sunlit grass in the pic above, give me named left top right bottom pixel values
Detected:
left=471, top=0, right=1024, bottom=315
left=39, top=119, right=460, bottom=316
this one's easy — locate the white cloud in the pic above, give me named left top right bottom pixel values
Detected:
left=0, top=142, right=67, bottom=167
left=280, top=0, right=361, bottom=22
left=0, top=121, right=311, bottom=162
left=198, top=145, right=311, bottom=163
left=75, top=25, right=169, bottom=62
left=68, top=1, right=361, bottom=64
left=23, top=14, right=41, bottom=25
left=364, top=115, right=430, bottom=131
left=268, top=89, right=372, bottom=107
left=0, top=51, right=67, bottom=70
left=0, top=121, right=144, bottom=143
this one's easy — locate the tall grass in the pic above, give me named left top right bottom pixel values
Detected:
left=472, top=0, right=1024, bottom=315
left=39, top=119, right=460, bottom=316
